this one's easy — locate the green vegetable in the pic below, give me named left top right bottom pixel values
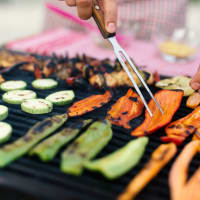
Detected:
left=21, top=99, right=53, bottom=114
left=156, top=76, right=194, bottom=96
left=0, top=114, right=68, bottom=167
left=32, top=79, right=58, bottom=90
left=61, top=119, right=112, bottom=175
left=85, top=137, right=148, bottom=179
left=30, top=119, right=92, bottom=162
left=2, top=90, right=37, bottom=104
left=0, top=105, right=8, bottom=121
left=45, top=90, right=75, bottom=106
left=0, top=80, right=27, bottom=91
left=0, top=122, right=12, bottom=144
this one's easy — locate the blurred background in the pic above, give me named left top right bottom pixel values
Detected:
left=0, top=0, right=200, bottom=45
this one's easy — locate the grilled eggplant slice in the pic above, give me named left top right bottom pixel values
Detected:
left=68, top=91, right=112, bottom=117
left=0, top=114, right=68, bottom=167
left=118, top=143, right=177, bottom=200
left=29, top=119, right=92, bottom=162
left=107, top=89, right=144, bottom=129
left=156, top=76, right=194, bottom=96
left=85, top=137, right=148, bottom=180
left=162, top=106, right=200, bottom=145
left=61, top=120, right=112, bottom=175
left=132, top=90, right=183, bottom=137
left=186, top=92, right=200, bottom=109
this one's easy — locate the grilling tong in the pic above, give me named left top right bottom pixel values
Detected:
left=92, top=0, right=163, bottom=117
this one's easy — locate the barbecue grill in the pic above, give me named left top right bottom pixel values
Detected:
left=0, top=51, right=199, bottom=200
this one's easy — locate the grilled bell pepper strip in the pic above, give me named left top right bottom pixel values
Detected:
left=61, top=120, right=112, bottom=175
left=131, top=90, right=183, bottom=136
left=169, top=140, right=200, bottom=200
left=186, top=92, right=200, bottom=109
left=162, top=106, right=200, bottom=145
left=29, top=119, right=92, bottom=162
left=107, top=89, right=144, bottom=129
left=118, top=143, right=177, bottom=200
left=68, top=91, right=112, bottom=117
left=85, top=137, right=148, bottom=180
left=0, top=114, right=68, bottom=167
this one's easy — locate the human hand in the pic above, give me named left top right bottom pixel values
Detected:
left=61, top=0, right=117, bottom=33
left=190, top=66, right=200, bottom=93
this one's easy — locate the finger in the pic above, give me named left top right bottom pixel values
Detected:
left=65, top=0, right=76, bottom=6
left=103, top=0, right=117, bottom=33
left=190, top=66, right=200, bottom=90
left=76, top=0, right=92, bottom=20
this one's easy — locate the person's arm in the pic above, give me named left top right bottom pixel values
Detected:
left=60, top=0, right=117, bottom=33
left=190, top=66, right=200, bottom=93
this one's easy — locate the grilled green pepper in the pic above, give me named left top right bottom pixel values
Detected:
left=0, top=114, right=68, bottom=167
left=61, top=119, right=112, bottom=175
left=84, top=137, right=148, bottom=179
left=30, top=119, right=92, bottom=162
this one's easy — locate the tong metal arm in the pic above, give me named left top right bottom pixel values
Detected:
left=92, top=0, right=164, bottom=117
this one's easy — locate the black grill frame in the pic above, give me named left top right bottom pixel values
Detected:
left=0, top=54, right=199, bottom=200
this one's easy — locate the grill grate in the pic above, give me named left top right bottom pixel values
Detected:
left=0, top=68, right=198, bottom=200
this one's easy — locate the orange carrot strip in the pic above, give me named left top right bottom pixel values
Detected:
left=169, top=140, right=200, bottom=200
left=181, top=167, right=200, bottom=200
left=118, top=143, right=177, bottom=200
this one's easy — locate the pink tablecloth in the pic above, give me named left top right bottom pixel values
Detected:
left=6, top=28, right=200, bottom=77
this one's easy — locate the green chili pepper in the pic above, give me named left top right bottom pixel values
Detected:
left=29, top=119, right=92, bottom=162
left=61, top=119, right=112, bottom=175
left=0, top=114, right=68, bottom=167
left=84, top=137, right=149, bottom=179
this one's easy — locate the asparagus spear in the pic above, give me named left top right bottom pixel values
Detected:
left=0, top=114, right=68, bottom=167
left=61, top=119, right=112, bottom=175
left=85, top=137, right=149, bottom=180
left=30, top=119, right=92, bottom=162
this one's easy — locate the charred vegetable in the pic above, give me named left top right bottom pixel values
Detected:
left=61, top=120, right=112, bottom=175
left=156, top=76, right=194, bottom=96
left=0, top=114, right=68, bottom=167
left=118, top=143, right=177, bottom=200
left=132, top=90, right=183, bottom=137
left=85, top=137, right=148, bottom=180
left=162, top=106, right=200, bottom=145
left=107, top=89, right=144, bottom=129
left=186, top=92, right=200, bottom=109
left=68, top=91, right=112, bottom=117
left=30, top=119, right=92, bottom=161
left=169, top=141, right=200, bottom=200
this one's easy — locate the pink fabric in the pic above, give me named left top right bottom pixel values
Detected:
left=6, top=28, right=200, bottom=77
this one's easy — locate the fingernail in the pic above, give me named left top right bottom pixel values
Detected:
left=191, top=82, right=200, bottom=90
left=107, top=23, right=116, bottom=33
